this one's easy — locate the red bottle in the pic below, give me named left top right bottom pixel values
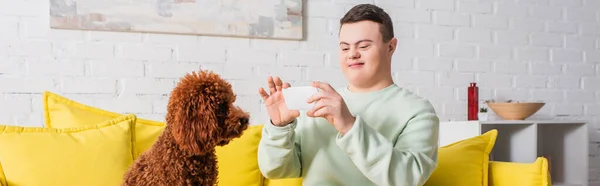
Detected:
left=468, top=82, right=479, bottom=120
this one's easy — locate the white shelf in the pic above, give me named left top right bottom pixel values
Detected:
left=439, top=120, right=589, bottom=186
left=553, top=183, right=584, bottom=186
left=479, top=120, right=587, bottom=125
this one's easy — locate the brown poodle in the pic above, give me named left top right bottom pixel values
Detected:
left=122, top=70, right=250, bottom=186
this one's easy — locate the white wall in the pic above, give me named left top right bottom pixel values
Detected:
left=0, top=0, right=598, bottom=184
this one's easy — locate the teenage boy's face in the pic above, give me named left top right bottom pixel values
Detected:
left=338, top=20, right=394, bottom=87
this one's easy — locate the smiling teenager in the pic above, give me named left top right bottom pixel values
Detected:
left=257, top=4, right=440, bottom=186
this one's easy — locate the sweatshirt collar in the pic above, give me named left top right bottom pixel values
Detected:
left=339, top=84, right=399, bottom=99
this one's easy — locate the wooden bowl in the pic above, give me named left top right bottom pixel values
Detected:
left=487, top=102, right=545, bottom=120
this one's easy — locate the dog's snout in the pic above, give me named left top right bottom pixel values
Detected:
left=239, top=117, right=249, bottom=125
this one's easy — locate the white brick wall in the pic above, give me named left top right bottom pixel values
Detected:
left=0, top=0, right=599, bottom=184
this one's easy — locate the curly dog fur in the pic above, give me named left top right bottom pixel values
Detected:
left=122, top=70, right=250, bottom=186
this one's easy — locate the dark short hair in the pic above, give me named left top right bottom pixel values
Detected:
left=340, top=4, right=394, bottom=42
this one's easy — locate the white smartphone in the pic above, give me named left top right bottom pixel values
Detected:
left=282, top=86, right=320, bottom=110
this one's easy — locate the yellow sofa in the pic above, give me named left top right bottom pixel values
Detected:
left=0, top=92, right=551, bottom=186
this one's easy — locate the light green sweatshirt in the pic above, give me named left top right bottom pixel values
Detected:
left=257, top=84, right=440, bottom=186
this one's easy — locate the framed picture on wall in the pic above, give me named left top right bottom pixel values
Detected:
left=49, top=0, right=304, bottom=40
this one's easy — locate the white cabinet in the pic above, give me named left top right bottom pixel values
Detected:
left=439, top=120, right=589, bottom=186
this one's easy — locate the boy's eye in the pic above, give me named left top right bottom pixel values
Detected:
left=359, top=45, right=369, bottom=49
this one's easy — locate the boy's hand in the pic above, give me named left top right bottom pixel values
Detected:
left=259, top=76, right=300, bottom=127
left=306, top=81, right=355, bottom=135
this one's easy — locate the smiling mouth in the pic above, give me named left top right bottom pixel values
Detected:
left=349, top=63, right=365, bottom=67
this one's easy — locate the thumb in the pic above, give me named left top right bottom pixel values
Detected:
left=290, top=110, right=300, bottom=117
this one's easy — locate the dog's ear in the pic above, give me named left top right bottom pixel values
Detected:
left=167, top=70, right=230, bottom=155
left=168, top=97, right=219, bottom=155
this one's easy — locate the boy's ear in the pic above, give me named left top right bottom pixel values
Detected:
left=388, top=37, right=398, bottom=53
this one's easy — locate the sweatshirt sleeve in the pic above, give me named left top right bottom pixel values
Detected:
left=335, top=108, right=440, bottom=186
left=257, top=119, right=302, bottom=179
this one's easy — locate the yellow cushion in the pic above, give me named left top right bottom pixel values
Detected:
left=424, top=129, right=498, bottom=186
left=0, top=126, right=3, bottom=186
left=489, top=157, right=551, bottom=186
left=43, top=91, right=165, bottom=158
left=0, top=114, right=136, bottom=186
left=42, top=92, right=267, bottom=186
left=215, top=125, right=265, bottom=186
left=0, top=160, right=5, bottom=186
left=264, top=178, right=303, bottom=186
left=243, top=125, right=302, bottom=186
